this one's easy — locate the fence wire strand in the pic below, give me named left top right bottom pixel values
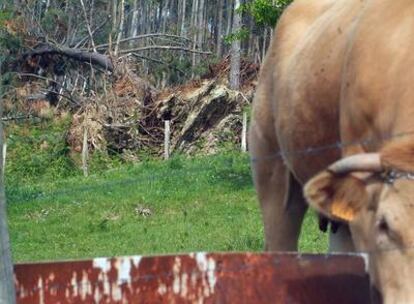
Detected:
left=6, top=127, right=414, bottom=264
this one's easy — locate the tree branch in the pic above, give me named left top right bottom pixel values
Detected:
left=120, top=46, right=212, bottom=55
left=22, top=45, right=113, bottom=72
left=95, top=33, right=193, bottom=50
left=79, top=0, right=97, bottom=52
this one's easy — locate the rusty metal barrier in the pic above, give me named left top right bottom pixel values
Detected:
left=14, top=252, right=373, bottom=304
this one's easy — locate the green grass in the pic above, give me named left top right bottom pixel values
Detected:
left=7, top=153, right=327, bottom=263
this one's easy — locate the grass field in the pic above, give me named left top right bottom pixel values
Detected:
left=7, top=152, right=327, bottom=262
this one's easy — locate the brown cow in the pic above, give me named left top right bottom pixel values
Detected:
left=250, top=0, right=414, bottom=302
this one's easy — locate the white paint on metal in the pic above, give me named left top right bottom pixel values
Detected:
left=103, top=274, right=110, bottom=295
left=173, top=257, right=182, bottom=294
left=194, top=252, right=217, bottom=297
left=71, top=272, right=78, bottom=297
left=38, top=277, right=44, bottom=304
left=158, top=283, right=167, bottom=296
left=207, top=257, right=217, bottom=293
left=180, top=273, right=189, bottom=298
left=191, top=271, right=198, bottom=287
left=94, top=287, right=102, bottom=303
left=112, top=282, right=122, bottom=301
left=80, top=271, right=91, bottom=300
left=93, top=257, right=111, bottom=273
left=196, top=252, right=208, bottom=272
left=358, top=253, right=370, bottom=273
left=118, top=258, right=132, bottom=283
left=131, top=256, right=142, bottom=268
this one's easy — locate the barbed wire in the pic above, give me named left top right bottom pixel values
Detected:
left=6, top=164, right=219, bottom=204
left=5, top=126, right=414, bottom=168
left=5, top=128, right=414, bottom=204
left=6, top=126, right=414, bottom=261
left=250, top=129, right=414, bottom=162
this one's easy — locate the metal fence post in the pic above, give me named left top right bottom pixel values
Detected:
left=0, top=84, right=16, bottom=303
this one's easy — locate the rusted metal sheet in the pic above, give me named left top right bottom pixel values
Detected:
left=14, top=252, right=373, bottom=304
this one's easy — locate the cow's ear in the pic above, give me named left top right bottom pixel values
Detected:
left=381, top=138, right=414, bottom=172
left=304, top=170, right=368, bottom=222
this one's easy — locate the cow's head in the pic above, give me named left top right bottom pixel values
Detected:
left=304, top=139, right=414, bottom=303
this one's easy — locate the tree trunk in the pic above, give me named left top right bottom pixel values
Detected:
left=162, top=0, right=170, bottom=33
left=230, top=0, right=241, bottom=90
left=191, top=0, right=199, bottom=74
left=216, top=0, right=224, bottom=57
left=130, top=0, right=139, bottom=47
left=114, top=0, right=125, bottom=56
left=180, top=0, right=187, bottom=37
left=197, top=0, right=205, bottom=63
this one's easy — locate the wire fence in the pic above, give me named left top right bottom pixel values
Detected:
left=5, top=116, right=414, bottom=259
left=6, top=124, right=414, bottom=203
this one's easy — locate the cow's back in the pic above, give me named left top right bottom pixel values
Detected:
left=340, top=0, right=414, bottom=153
left=270, top=0, right=366, bottom=183
left=251, top=0, right=337, bottom=172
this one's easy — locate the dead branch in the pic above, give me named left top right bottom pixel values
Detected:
left=120, top=46, right=212, bottom=55
left=95, top=33, right=193, bottom=50
left=22, top=45, right=114, bottom=72
left=73, top=17, right=109, bottom=49
left=40, top=89, right=80, bottom=106
left=2, top=115, right=34, bottom=122
left=79, top=0, right=97, bottom=52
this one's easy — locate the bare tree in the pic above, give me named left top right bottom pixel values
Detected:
left=230, top=0, right=241, bottom=90
left=216, top=0, right=224, bottom=58
left=114, top=0, right=126, bottom=56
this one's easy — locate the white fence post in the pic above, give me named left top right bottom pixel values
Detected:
left=241, top=112, right=247, bottom=153
left=164, top=120, right=171, bottom=160
left=82, top=127, right=89, bottom=177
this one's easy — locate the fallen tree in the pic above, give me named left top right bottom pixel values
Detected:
left=65, top=58, right=258, bottom=158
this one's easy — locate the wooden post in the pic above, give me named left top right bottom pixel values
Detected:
left=2, top=142, right=6, bottom=179
left=164, top=120, right=171, bottom=160
left=241, top=112, right=247, bottom=153
left=0, top=85, right=16, bottom=303
left=82, top=127, right=89, bottom=177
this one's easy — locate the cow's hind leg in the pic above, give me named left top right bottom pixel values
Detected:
left=250, top=127, right=308, bottom=251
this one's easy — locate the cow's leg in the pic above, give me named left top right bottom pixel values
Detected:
left=329, top=224, right=355, bottom=252
left=250, top=126, right=308, bottom=251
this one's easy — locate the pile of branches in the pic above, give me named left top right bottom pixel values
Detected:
left=67, top=60, right=254, bottom=159
left=7, top=55, right=256, bottom=160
